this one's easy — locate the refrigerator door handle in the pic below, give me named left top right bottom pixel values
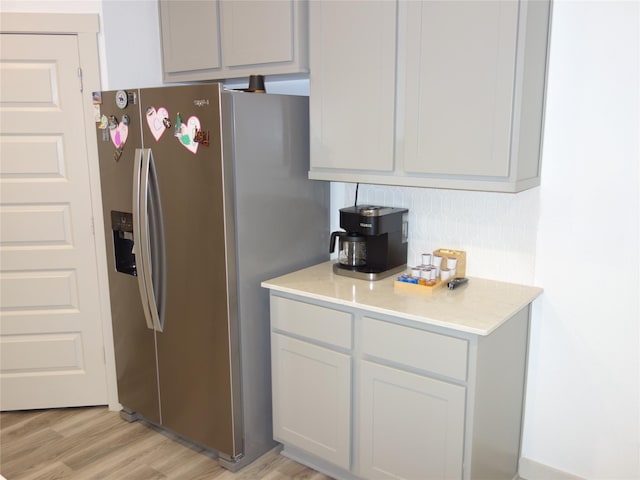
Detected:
left=133, top=148, right=154, bottom=330
left=133, top=148, right=166, bottom=332
left=146, top=148, right=166, bottom=332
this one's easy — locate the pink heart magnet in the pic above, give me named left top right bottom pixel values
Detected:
left=110, top=122, right=129, bottom=149
left=176, top=116, right=201, bottom=154
left=146, top=106, right=169, bottom=141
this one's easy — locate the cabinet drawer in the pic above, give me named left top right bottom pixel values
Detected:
left=361, top=317, right=467, bottom=381
left=270, top=295, right=352, bottom=349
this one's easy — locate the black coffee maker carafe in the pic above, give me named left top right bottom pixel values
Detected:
left=329, top=205, right=408, bottom=281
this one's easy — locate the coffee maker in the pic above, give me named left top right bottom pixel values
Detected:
left=330, top=205, right=408, bottom=280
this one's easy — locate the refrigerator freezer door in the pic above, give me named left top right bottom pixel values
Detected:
left=96, top=91, right=160, bottom=424
left=138, top=84, right=238, bottom=457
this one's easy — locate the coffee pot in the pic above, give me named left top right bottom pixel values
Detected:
left=330, top=231, right=367, bottom=267
left=329, top=205, right=409, bottom=281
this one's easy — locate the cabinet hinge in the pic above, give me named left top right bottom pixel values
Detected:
left=78, top=67, right=83, bottom=92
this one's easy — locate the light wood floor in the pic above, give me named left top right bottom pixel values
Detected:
left=0, top=407, right=332, bottom=480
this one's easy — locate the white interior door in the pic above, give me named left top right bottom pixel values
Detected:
left=0, top=33, right=108, bottom=409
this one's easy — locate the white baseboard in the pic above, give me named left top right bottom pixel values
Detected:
left=519, top=457, right=586, bottom=480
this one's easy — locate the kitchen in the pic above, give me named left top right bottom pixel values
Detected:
left=0, top=1, right=638, bottom=480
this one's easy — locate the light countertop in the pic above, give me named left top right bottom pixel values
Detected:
left=261, top=261, right=543, bottom=336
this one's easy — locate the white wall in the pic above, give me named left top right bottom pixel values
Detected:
left=523, top=1, right=639, bottom=477
left=2, top=1, right=638, bottom=478
left=100, top=0, right=164, bottom=89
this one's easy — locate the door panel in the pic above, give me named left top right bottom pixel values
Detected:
left=221, top=0, right=293, bottom=66
left=0, top=34, right=107, bottom=409
left=309, top=0, right=396, bottom=172
left=271, top=333, right=351, bottom=469
left=403, top=1, right=517, bottom=177
left=159, top=0, right=221, bottom=74
left=358, top=361, right=465, bottom=480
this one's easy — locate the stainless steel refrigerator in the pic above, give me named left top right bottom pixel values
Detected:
left=95, top=83, right=328, bottom=470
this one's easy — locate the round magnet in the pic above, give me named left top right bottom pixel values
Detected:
left=115, top=90, right=128, bottom=109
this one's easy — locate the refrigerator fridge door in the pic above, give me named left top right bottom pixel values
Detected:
left=96, top=90, right=160, bottom=424
left=137, top=84, right=239, bottom=457
left=132, top=148, right=166, bottom=333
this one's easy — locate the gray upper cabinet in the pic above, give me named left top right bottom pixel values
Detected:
left=159, top=0, right=308, bottom=83
left=308, top=0, right=397, bottom=173
left=309, top=0, right=552, bottom=193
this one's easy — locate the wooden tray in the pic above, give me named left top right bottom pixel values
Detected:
left=394, top=248, right=467, bottom=295
left=394, top=279, right=447, bottom=295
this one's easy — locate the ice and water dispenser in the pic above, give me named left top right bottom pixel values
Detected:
left=111, top=211, right=136, bottom=276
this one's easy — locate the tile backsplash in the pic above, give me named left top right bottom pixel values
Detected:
left=333, top=182, right=541, bottom=285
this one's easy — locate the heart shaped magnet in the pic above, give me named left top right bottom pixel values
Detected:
left=110, top=122, right=129, bottom=149
left=176, top=116, right=201, bottom=154
left=146, top=106, right=170, bottom=141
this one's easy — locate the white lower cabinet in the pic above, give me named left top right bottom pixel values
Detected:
left=358, top=316, right=467, bottom=479
left=271, top=333, right=351, bottom=470
left=358, top=361, right=465, bottom=480
left=269, top=294, right=531, bottom=480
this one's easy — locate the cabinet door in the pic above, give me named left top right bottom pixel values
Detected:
left=159, top=0, right=221, bottom=74
left=309, top=0, right=396, bottom=172
left=160, top=0, right=307, bottom=82
left=220, top=0, right=294, bottom=66
left=358, top=361, right=465, bottom=480
left=271, top=333, right=351, bottom=469
left=402, top=0, right=518, bottom=177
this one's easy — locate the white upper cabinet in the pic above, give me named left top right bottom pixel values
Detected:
left=309, top=0, right=552, bottom=193
left=309, top=0, right=397, bottom=172
left=159, top=0, right=308, bottom=82
left=402, top=1, right=518, bottom=178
